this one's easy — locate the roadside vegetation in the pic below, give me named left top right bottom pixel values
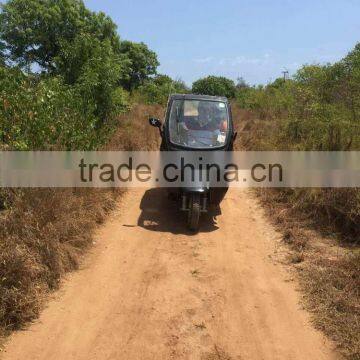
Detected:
left=0, top=0, right=164, bottom=337
left=232, top=48, right=360, bottom=359
left=192, top=76, right=236, bottom=98
left=234, top=46, right=360, bottom=237
left=0, top=102, right=162, bottom=337
left=133, top=74, right=188, bottom=106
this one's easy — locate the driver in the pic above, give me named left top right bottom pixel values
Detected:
left=185, top=102, right=218, bottom=131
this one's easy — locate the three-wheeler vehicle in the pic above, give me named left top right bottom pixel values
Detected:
left=149, top=94, right=236, bottom=231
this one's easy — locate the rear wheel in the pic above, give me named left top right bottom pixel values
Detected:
left=188, top=194, right=201, bottom=232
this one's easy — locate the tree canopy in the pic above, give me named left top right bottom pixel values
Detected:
left=0, top=0, right=158, bottom=149
left=0, top=0, right=120, bottom=70
left=119, top=40, right=159, bottom=90
left=192, top=76, right=236, bottom=98
left=0, top=0, right=159, bottom=90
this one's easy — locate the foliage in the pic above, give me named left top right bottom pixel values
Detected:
left=192, top=75, right=236, bottom=98
left=0, top=0, right=120, bottom=71
left=0, top=66, right=112, bottom=150
left=236, top=80, right=297, bottom=121
left=235, top=44, right=360, bottom=238
left=55, top=34, right=129, bottom=125
left=237, top=59, right=360, bottom=151
left=0, top=0, right=161, bottom=131
left=118, top=40, right=159, bottom=91
left=136, top=74, right=188, bottom=105
left=0, top=0, right=140, bottom=149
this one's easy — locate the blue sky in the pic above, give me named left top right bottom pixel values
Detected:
left=84, top=0, right=360, bottom=86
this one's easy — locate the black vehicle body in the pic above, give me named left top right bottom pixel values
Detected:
left=149, top=94, right=237, bottom=231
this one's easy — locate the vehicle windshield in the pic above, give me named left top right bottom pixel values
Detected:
left=168, top=100, right=230, bottom=148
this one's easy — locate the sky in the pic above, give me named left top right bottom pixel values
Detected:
left=84, top=0, right=360, bottom=86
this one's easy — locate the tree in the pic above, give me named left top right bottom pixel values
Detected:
left=152, top=74, right=188, bottom=92
left=137, top=74, right=188, bottom=105
left=119, top=40, right=159, bottom=90
left=0, top=0, right=121, bottom=71
left=0, top=0, right=130, bottom=131
left=192, top=76, right=236, bottom=98
left=173, top=77, right=189, bottom=93
left=55, top=34, right=128, bottom=124
left=0, top=1, right=159, bottom=90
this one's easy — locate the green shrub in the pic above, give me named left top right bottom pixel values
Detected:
left=136, top=74, right=188, bottom=105
left=236, top=44, right=360, bottom=238
left=237, top=62, right=360, bottom=151
left=0, top=66, right=116, bottom=150
left=192, top=76, right=236, bottom=98
left=57, top=34, right=129, bottom=127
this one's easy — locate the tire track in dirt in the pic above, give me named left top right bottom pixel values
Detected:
left=1, top=189, right=339, bottom=360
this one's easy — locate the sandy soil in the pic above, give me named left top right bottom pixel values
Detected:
left=1, top=189, right=339, bottom=360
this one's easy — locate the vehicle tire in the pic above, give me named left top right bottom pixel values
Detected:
left=188, top=194, right=201, bottom=232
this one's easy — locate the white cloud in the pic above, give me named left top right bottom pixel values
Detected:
left=217, top=54, right=270, bottom=67
left=193, top=53, right=272, bottom=67
left=193, top=57, right=214, bottom=63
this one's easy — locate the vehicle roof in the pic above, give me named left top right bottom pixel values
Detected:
left=169, top=93, right=229, bottom=102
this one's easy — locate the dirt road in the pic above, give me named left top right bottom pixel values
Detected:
left=2, top=189, right=338, bottom=360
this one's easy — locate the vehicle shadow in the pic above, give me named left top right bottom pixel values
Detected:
left=137, top=188, right=220, bottom=235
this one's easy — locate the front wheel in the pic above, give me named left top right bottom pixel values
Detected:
left=188, top=193, right=201, bottom=232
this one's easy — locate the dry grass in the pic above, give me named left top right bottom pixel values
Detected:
left=233, top=104, right=360, bottom=238
left=255, top=188, right=360, bottom=359
left=231, top=104, right=277, bottom=151
left=0, top=188, right=120, bottom=332
left=107, top=103, right=163, bottom=151
left=300, top=253, right=360, bottom=359
left=0, top=103, right=163, bottom=336
left=232, top=103, right=360, bottom=359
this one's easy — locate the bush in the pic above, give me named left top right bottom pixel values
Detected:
left=136, top=74, right=188, bottom=105
left=237, top=58, right=360, bottom=151
left=235, top=45, right=360, bottom=239
left=0, top=66, right=126, bottom=150
left=58, top=34, right=130, bottom=127
left=192, top=75, right=236, bottom=98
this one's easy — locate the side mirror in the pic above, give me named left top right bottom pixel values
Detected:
left=149, top=117, right=162, bottom=128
